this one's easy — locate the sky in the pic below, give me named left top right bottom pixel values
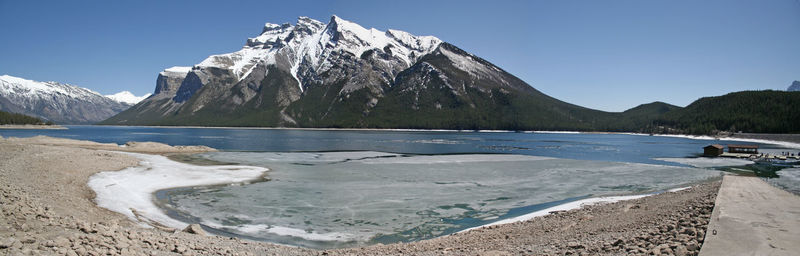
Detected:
left=1, top=0, right=798, bottom=112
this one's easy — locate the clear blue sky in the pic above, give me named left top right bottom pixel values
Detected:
left=1, top=0, right=798, bottom=112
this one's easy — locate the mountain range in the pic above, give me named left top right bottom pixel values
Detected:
left=0, top=75, right=148, bottom=124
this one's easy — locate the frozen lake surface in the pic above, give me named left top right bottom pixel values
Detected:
left=161, top=152, right=721, bottom=248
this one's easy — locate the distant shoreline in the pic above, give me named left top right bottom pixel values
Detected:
left=88, top=124, right=800, bottom=148
left=0, top=124, right=67, bottom=129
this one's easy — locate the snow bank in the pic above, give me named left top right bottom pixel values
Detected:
left=462, top=187, right=691, bottom=233
left=88, top=152, right=269, bottom=229
left=460, top=194, right=648, bottom=232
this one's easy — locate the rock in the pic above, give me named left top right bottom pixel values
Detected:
left=75, top=246, right=87, bottom=255
left=686, top=242, right=700, bottom=251
left=567, top=241, right=583, bottom=249
left=674, top=245, right=689, bottom=256
left=174, top=244, right=188, bottom=253
left=0, top=237, right=17, bottom=248
left=54, top=237, right=70, bottom=248
left=115, top=242, right=129, bottom=250
left=78, top=222, right=94, bottom=233
left=182, top=224, right=207, bottom=236
left=21, top=236, right=36, bottom=244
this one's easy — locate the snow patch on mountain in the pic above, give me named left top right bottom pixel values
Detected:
left=0, top=74, right=103, bottom=100
left=105, top=91, right=152, bottom=104
left=188, top=15, right=443, bottom=92
left=164, top=66, right=192, bottom=73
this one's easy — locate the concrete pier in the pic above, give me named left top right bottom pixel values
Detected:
left=700, top=175, right=800, bottom=255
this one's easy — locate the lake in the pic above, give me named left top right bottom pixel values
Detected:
left=2, top=125, right=798, bottom=248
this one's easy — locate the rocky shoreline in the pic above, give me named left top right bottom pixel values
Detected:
left=1, top=136, right=719, bottom=255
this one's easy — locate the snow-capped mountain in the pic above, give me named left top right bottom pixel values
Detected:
left=105, top=91, right=152, bottom=104
left=0, top=75, right=135, bottom=124
left=103, top=16, right=607, bottom=129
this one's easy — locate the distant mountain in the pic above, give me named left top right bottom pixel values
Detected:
left=0, top=75, right=137, bottom=124
left=105, top=91, right=151, bottom=104
left=654, top=90, right=800, bottom=134
left=102, top=16, right=625, bottom=130
left=788, top=81, right=800, bottom=92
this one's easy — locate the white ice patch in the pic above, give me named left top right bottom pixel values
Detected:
left=769, top=168, right=800, bottom=194
left=88, top=152, right=269, bottom=229
left=654, top=157, right=754, bottom=168
left=227, top=224, right=357, bottom=242
left=204, top=151, right=400, bottom=165
left=649, top=134, right=800, bottom=150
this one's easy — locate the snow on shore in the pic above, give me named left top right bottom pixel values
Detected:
left=462, top=187, right=692, bottom=233
left=88, top=152, right=269, bottom=229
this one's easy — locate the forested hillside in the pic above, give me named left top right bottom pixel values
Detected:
left=0, top=110, right=51, bottom=125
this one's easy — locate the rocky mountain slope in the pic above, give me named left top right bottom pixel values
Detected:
left=0, top=75, right=136, bottom=124
left=103, top=16, right=629, bottom=130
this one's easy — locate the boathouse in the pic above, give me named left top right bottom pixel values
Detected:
left=728, top=144, right=758, bottom=154
left=704, top=144, right=724, bottom=156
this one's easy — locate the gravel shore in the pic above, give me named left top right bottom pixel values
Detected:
left=1, top=136, right=719, bottom=255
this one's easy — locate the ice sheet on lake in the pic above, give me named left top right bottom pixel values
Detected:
left=358, top=154, right=553, bottom=164
left=769, top=168, right=800, bottom=195
left=654, top=157, right=754, bottom=168
left=88, top=152, right=268, bottom=229
left=651, top=134, right=800, bottom=149
left=164, top=152, right=723, bottom=247
left=202, top=151, right=399, bottom=165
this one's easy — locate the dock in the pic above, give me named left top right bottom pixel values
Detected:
left=699, top=175, right=800, bottom=255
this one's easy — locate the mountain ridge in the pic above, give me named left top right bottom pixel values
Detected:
left=101, top=16, right=798, bottom=134
left=99, top=16, right=666, bottom=130
left=0, top=74, right=145, bottom=124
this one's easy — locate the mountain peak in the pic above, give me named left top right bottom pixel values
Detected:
left=788, top=80, right=800, bottom=92
left=329, top=14, right=343, bottom=24
left=297, top=16, right=324, bottom=28
left=105, top=91, right=151, bottom=104
left=261, top=22, right=290, bottom=33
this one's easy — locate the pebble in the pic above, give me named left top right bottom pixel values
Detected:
left=182, top=224, right=207, bottom=236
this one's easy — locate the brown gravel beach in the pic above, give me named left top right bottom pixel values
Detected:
left=1, top=136, right=719, bottom=255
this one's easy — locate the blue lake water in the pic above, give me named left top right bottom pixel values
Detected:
left=2, top=125, right=796, bottom=248
left=0, top=125, right=779, bottom=165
